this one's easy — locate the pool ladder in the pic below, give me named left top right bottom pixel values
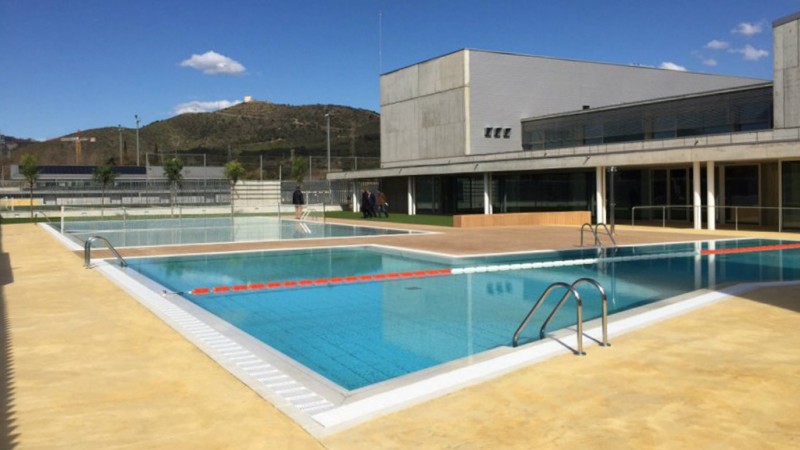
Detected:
left=580, top=222, right=617, bottom=248
left=512, top=278, right=609, bottom=355
left=84, top=236, right=128, bottom=268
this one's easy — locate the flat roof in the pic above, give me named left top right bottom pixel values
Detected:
left=774, top=11, right=800, bottom=27
left=381, top=48, right=769, bottom=83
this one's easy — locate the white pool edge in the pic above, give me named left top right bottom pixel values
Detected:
left=81, top=234, right=800, bottom=437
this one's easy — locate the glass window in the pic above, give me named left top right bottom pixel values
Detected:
left=491, top=171, right=593, bottom=213
left=520, top=87, right=771, bottom=151
left=725, top=165, right=760, bottom=224
left=782, top=161, right=800, bottom=230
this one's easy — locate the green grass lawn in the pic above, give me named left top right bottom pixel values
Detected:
left=325, top=211, right=453, bottom=227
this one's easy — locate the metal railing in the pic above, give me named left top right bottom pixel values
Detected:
left=631, top=205, right=800, bottom=232
left=512, top=278, right=609, bottom=355
left=33, top=211, right=53, bottom=223
left=84, top=236, right=128, bottom=268
left=580, top=222, right=617, bottom=248
left=300, top=203, right=326, bottom=222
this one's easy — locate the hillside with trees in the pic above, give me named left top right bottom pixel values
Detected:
left=8, top=101, right=381, bottom=178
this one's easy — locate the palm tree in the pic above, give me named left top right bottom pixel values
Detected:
left=224, top=160, right=247, bottom=215
left=92, top=158, right=118, bottom=217
left=19, top=154, right=40, bottom=219
left=163, top=157, right=184, bottom=216
left=292, top=156, right=307, bottom=184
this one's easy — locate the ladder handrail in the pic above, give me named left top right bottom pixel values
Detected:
left=513, top=282, right=576, bottom=348
left=595, top=223, right=617, bottom=247
left=84, top=236, right=128, bottom=268
left=539, top=278, right=610, bottom=348
left=579, top=223, right=617, bottom=248
left=513, top=277, right=610, bottom=355
left=34, top=210, right=52, bottom=223
left=579, top=223, right=596, bottom=247
left=300, top=205, right=315, bottom=221
left=300, top=203, right=325, bottom=222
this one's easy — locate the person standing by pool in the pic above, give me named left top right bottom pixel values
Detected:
left=360, top=189, right=371, bottom=218
left=376, top=190, right=389, bottom=218
left=368, top=190, right=377, bottom=218
left=292, top=185, right=305, bottom=219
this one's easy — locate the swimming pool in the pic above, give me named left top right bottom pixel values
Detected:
left=126, top=238, right=800, bottom=391
left=55, top=215, right=420, bottom=247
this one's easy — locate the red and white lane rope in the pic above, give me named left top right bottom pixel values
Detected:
left=188, top=268, right=453, bottom=296
left=700, top=242, right=800, bottom=256
left=183, top=243, right=800, bottom=296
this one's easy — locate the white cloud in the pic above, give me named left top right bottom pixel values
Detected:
left=174, top=100, right=242, bottom=115
left=702, top=59, right=718, bottom=67
left=180, top=51, right=246, bottom=75
left=705, top=39, right=730, bottom=50
left=732, top=22, right=763, bottom=37
left=729, top=44, right=769, bottom=61
left=659, top=62, right=687, bottom=71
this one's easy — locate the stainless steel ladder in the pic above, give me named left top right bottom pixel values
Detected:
left=512, top=277, right=609, bottom=355
left=84, top=236, right=128, bottom=268
left=580, top=222, right=617, bottom=248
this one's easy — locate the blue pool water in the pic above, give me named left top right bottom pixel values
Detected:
left=57, top=216, right=417, bottom=247
left=128, top=238, right=800, bottom=390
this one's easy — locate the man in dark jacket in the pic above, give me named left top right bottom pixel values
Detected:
left=293, top=185, right=304, bottom=219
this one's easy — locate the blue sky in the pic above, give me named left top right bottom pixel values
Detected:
left=2, top=0, right=798, bottom=140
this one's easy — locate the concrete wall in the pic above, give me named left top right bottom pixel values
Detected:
left=467, top=50, right=767, bottom=156
left=380, top=51, right=467, bottom=164
left=774, top=13, right=800, bottom=128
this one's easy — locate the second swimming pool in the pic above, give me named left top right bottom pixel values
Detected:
left=126, top=238, right=800, bottom=391
left=56, top=215, right=420, bottom=248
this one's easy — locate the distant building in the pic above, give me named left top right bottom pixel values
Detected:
left=333, top=11, right=800, bottom=231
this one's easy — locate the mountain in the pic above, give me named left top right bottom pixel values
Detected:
left=1, top=135, right=37, bottom=152
left=9, top=101, right=381, bottom=175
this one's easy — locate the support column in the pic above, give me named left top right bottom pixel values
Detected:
left=407, top=176, right=416, bottom=215
left=693, top=161, right=702, bottom=230
left=596, top=166, right=606, bottom=224
left=351, top=182, right=358, bottom=213
left=706, top=161, right=716, bottom=230
left=483, top=173, right=492, bottom=215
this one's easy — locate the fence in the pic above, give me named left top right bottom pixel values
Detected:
left=630, top=205, right=800, bottom=232
left=0, top=178, right=384, bottom=221
left=56, top=202, right=336, bottom=233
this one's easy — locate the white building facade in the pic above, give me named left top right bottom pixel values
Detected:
left=332, top=12, right=800, bottom=231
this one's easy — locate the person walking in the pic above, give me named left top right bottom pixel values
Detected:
left=368, top=190, right=377, bottom=218
left=376, top=190, right=389, bottom=218
left=292, top=185, right=305, bottom=219
left=360, top=189, right=371, bottom=218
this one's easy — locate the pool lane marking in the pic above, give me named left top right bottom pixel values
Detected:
left=189, top=268, right=453, bottom=296
left=188, top=243, right=798, bottom=297
left=186, top=251, right=709, bottom=296
left=700, top=242, right=800, bottom=255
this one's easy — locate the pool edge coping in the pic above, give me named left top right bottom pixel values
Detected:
left=90, top=242, right=800, bottom=437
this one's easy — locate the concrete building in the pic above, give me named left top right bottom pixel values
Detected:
left=332, top=11, right=800, bottom=231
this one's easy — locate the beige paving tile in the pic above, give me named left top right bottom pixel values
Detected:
left=322, top=286, right=800, bottom=449
left=1, top=224, right=322, bottom=449
left=2, top=221, right=800, bottom=448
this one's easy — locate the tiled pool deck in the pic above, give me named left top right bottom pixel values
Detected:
left=2, top=221, right=800, bottom=448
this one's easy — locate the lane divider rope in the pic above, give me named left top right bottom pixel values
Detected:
left=185, top=250, right=707, bottom=296
left=700, top=242, right=800, bottom=256
left=176, top=244, right=800, bottom=297
left=189, top=268, right=453, bottom=296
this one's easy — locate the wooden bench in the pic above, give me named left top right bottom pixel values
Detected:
left=453, top=211, right=591, bottom=228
